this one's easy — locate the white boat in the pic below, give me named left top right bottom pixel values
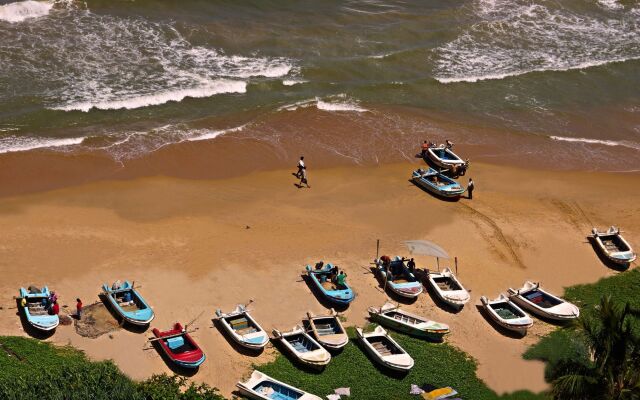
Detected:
left=425, top=268, right=470, bottom=309
left=237, top=370, right=322, bottom=400
left=508, top=281, right=579, bottom=322
left=480, top=294, right=533, bottom=335
left=367, top=302, right=449, bottom=341
left=356, top=325, right=414, bottom=372
left=305, top=310, right=348, bottom=350
left=374, top=256, right=423, bottom=299
left=215, top=305, right=269, bottom=350
left=426, top=145, right=468, bottom=172
left=590, top=226, right=636, bottom=266
left=272, top=326, right=331, bottom=369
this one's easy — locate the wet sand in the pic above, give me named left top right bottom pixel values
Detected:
left=0, top=161, right=638, bottom=396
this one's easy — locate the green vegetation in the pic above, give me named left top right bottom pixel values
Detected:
left=525, top=269, right=640, bottom=399
left=0, top=336, right=223, bottom=400
left=259, top=327, right=547, bottom=400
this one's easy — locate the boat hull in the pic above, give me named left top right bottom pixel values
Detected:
left=369, top=314, right=446, bottom=341
left=356, top=326, right=414, bottom=372
left=153, top=323, right=206, bottom=369
left=306, top=265, right=355, bottom=305
left=216, top=308, right=269, bottom=350
left=102, top=281, right=155, bottom=326
left=19, top=287, right=60, bottom=332
left=481, top=296, right=533, bottom=335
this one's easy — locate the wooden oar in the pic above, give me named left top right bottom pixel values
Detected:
left=185, top=311, right=205, bottom=331
left=147, top=329, right=197, bottom=343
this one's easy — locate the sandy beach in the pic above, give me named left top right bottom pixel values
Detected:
left=0, top=159, right=638, bottom=396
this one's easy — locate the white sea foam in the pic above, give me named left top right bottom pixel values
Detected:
left=316, top=99, right=368, bottom=113
left=0, top=135, right=84, bottom=154
left=186, top=124, right=248, bottom=142
left=282, top=79, right=308, bottom=86
left=550, top=136, right=640, bottom=150
left=279, top=96, right=368, bottom=113
left=0, top=0, right=53, bottom=23
left=597, top=0, right=623, bottom=10
left=54, top=80, right=246, bottom=112
left=1, top=6, right=298, bottom=111
left=434, top=0, right=640, bottom=83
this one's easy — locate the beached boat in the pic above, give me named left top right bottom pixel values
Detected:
left=272, top=326, right=331, bottom=369
left=508, top=281, right=579, bottom=322
left=426, top=145, right=468, bottom=172
left=356, top=325, right=414, bottom=372
left=368, top=302, right=449, bottom=341
left=215, top=305, right=269, bottom=350
left=425, top=268, right=470, bottom=309
left=480, top=294, right=533, bottom=335
left=304, top=264, right=355, bottom=305
left=411, top=168, right=465, bottom=198
left=590, top=226, right=636, bottom=265
left=18, top=286, right=59, bottom=332
left=101, top=280, right=154, bottom=326
left=375, top=256, right=423, bottom=299
left=152, top=322, right=206, bottom=369
left=237, top=370, right=322, bottom=400
left=305, top=310, right=348, bottom=350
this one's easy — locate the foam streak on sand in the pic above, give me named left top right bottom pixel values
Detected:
left=0, top=136, right=84, bottom=154
left=550, top=135, right=640, bottom=151
left=279, top=96, right=369, bottom=113
left=53, top=80, right=247, bottom=112
left=0, top=0, right=53, bottom=23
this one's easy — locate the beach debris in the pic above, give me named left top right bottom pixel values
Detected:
left=74, top=303, right=120, bottom=339
left=334, top=387, right=350, bottom=396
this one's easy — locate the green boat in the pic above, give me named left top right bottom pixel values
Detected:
left=367, top=302, right=449, bottom=342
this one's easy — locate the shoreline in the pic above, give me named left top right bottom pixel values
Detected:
left=0, top=161, right=638, bottom=396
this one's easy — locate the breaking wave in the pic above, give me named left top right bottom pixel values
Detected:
left=0, top=0, right=53, bottom=23
left=0, top=135, right=84, bottom=154
left=279, top=95, right=369, bottom=113
left=550, top=135, right=640, bottom=151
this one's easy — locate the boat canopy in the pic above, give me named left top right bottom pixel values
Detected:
left=404, top=240, right=450, bottom=259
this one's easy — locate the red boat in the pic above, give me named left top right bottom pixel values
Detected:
left=152, top=323, right=206, bottom=369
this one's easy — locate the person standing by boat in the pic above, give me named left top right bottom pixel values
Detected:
left=76, top=298, right=83, bottom=320
left=407, top=258, right=416, bottom=273
left=420, top=141, right=430, bottom=157
left=445, top=139, right=453, bottom=149
left=467, top=178, right=475, bottom=200
left=336, top=271, right=348, bottom=287
left=50, top=301, right=59, bottom=316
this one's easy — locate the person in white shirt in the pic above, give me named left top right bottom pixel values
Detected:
left=296, top=156, right=305, bottom=178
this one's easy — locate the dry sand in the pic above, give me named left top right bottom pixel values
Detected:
left=0, top=161, right=638, bottom=396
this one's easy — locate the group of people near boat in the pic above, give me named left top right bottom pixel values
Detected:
left=314, top=261, right=348, bottom=287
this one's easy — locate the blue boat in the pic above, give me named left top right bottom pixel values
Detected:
left=412, top=168, right=465, bottom=198
left=304, top=264, right=355, bottom=305
left=375, top=257, right=423, bottom=299
left=102, top=281, right=154, bottom=326
left=18, top=286, right=59, bottom=332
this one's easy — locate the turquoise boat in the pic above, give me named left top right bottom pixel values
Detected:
left=411, top=168, right=465, bottom=198
left=305, top=264, right=355, bottom=305
left=102, top=281, right=154, bottom=326
left=18, top=286, right=59, bottom=332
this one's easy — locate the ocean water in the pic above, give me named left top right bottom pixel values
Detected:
left=0, top=0, right=639, bottom=168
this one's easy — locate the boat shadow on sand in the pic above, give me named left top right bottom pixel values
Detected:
left=586, top=237, right=631, bottom=271
left=353, top=337, right=410, bottom=379
left=300, top=275, right=351, bottom=312
left=211, top=319, right=266, bottom=357
left=414, top=271, right=464, bottom=315
left=150, top=340, right=200, bottom=377
left=475, top=304, right=527, bottom=340
left=368, top=267, right=418, bottom=305
left=98, top=293, right=149, bottom=334
left=14, top=298, right=56, bottom=340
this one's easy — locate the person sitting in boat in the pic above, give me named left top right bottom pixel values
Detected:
left=48, top=291, right=58, bottom=305
left=407, top=258, right=416, bottom=273
left=315, top=261, right=324, bottom=270
left=336, top=271, right=348, bottom=288
left=445, top=139, right=453, bottom=149
left=390, top=260, right=403, bottom=279
left=112, top=280, right=122, bottom=291
left=380, top=255, right=391, bottom=269
left=330, top=265, right=339, bottom=282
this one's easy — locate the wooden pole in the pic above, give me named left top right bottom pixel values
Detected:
left=376, top=239, right=380, bottom=260
left=455, top=257, right=458, bottom=275
left=437, top=257, right=440, bottom=272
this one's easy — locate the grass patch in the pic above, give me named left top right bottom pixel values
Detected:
left=258, top=328, right=547, bottom=400
left=0, top=336, right=223, bottom=400
left=524, top=269, right=640, bottom=381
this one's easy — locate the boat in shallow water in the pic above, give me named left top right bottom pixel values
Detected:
left=305, top=310, right=348, bottom=350
left=18, top=286, right=59, bottom=332
left=508, top=281, right=579, bottom=322
left=101, top=280, right=154, bottom=326
left=590, top=226, right=636, bottom=266
left=304, top=264, right=355, bottom=305
left=368, top=302, right=449, bottom=341
left=237, top=370, right=322, bottom=400
left=272, top=326, right=331, bottom=369
left=215, top=304, right=269, bottom=350
left=480, top=294, right=533, bottom=335
left=374, top=256, right=423, bottom=299
left=356, top=325, right=414, bottom=372
left=411, top=168, right=465, bottom=198
left=425, top=268, right=470, bottom=309
left=152, top=322, right=206, bottom=369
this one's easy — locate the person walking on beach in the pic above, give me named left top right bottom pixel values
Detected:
left=467, top=178, right=475, bottom=199
left=76, top=298, right=83, bottom=320
left=299, top=162, right=310, bottom=188
left=295, top=156, right=305, bottom=178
